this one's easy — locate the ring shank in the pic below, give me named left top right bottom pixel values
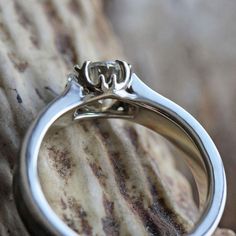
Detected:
left=125, top=74, right=226, bottom=236
left=14, top=75, right=226, bottom=236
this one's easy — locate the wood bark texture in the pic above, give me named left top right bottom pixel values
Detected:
left=0, top=0, right=234, bottom=236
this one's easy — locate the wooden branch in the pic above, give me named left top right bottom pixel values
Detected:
left=0, top=0, right=234, bottom=235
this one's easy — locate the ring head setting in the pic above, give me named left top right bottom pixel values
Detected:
left=73, top=60, right=131, bottom=94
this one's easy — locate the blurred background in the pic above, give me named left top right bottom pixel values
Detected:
left=105, top=0, right=236, bottom=231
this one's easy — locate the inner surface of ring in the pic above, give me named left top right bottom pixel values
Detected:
left=68, top=97, right=209, bottom=209
left=46, top=96, right=209, bottom=225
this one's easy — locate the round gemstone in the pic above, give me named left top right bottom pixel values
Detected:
left=88, top=61, right=124, bottom=84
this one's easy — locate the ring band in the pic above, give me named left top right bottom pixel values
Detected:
left=13, top=60, right=226, bottom=236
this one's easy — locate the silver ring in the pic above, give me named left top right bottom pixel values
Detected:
left=13, top=60, right=226, bottom=236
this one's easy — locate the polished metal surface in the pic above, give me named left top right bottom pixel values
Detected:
left=14, top=60, right=226, bottom=236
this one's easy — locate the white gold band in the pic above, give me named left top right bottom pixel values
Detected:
left=14, top=61, right=226, bottom=236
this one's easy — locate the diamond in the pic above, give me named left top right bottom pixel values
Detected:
left=88, top=61, right=124, bottom=85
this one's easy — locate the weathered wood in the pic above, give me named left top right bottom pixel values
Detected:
left=0, top=0, right=234, bottom=235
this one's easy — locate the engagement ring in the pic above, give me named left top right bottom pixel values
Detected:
left=14, top=60, right=226, bottom=236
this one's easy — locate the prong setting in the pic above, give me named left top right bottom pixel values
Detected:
left=72, top=60, right=131, bottom=94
